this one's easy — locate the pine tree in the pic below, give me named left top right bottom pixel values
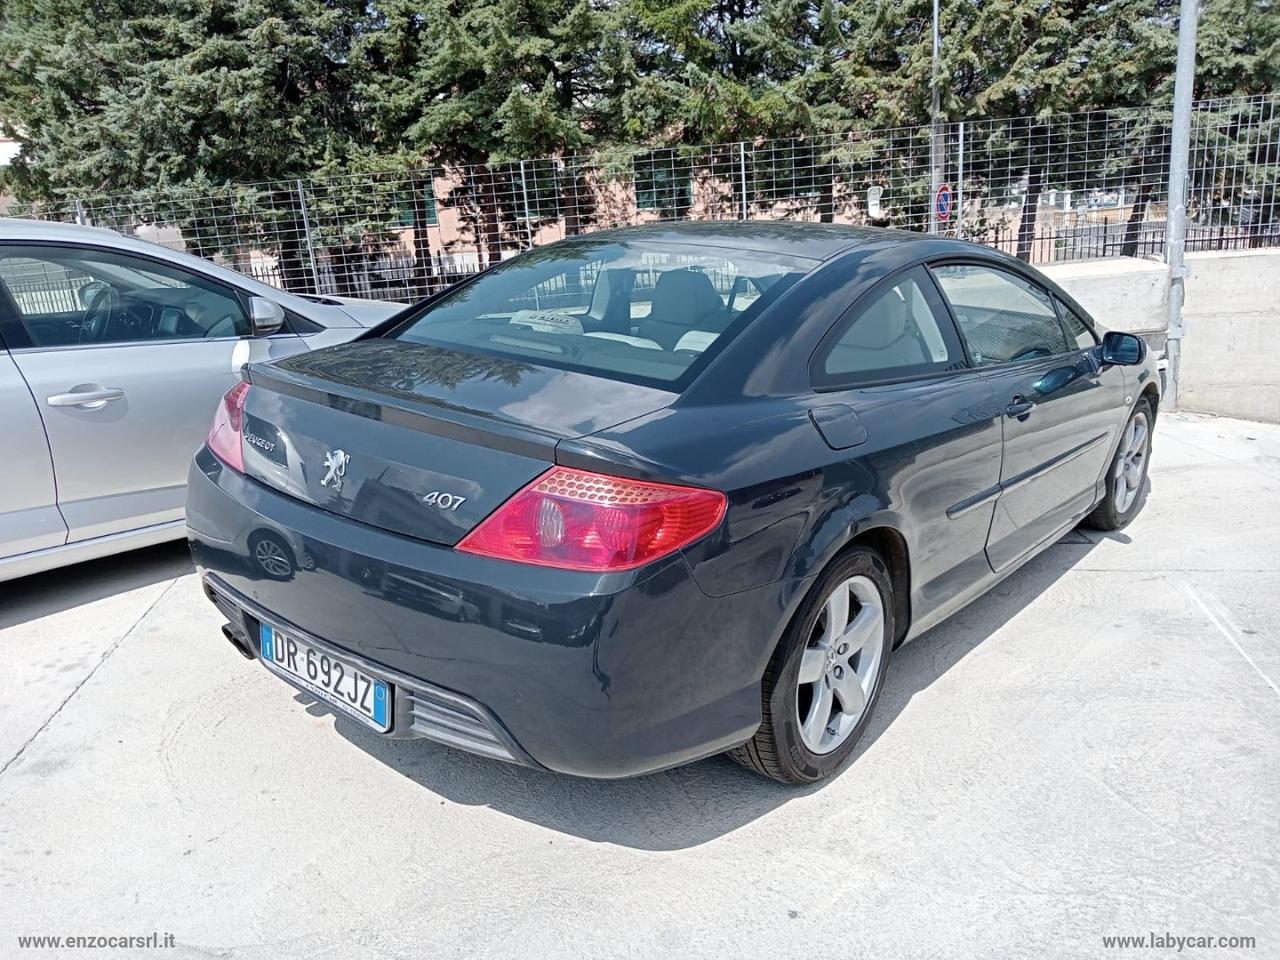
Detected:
left=622, top=0, right=824, bottom=143
left=351, top=0, right=635, bottom=262
left=0, top=0, right=366, bottom=197
left=1, top=0, right=1273, bottom=261
left=0, top=0, right=368, bottom=287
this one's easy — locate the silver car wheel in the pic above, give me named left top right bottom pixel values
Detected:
left=796, top=575, right=885, bottom=755
left=1113, top=410, right=1149, bottom=514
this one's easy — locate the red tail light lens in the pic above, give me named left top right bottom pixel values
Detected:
left=457, top=466, right=727, bottom=572
left=207, top=381, right=250, bottom=473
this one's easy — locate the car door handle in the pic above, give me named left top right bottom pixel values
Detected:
left=46, top=387, right=125, bottom=408
left=1005, top=397, right=1036, bottom=420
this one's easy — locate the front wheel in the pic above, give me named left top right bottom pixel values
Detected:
left=1082, top=397, right=1153, bottom=531
left=730, top=546, right=894, bottom=785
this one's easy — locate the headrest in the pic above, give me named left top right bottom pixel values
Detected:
left=650, top=270, right=723, bottom=328
left=845, top=289, right=909, bottom=349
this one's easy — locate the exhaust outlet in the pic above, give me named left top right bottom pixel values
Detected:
left=221, top=623, right=255, bottom=660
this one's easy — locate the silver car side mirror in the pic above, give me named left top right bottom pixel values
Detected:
left=249, top=297, right=286, bottom=337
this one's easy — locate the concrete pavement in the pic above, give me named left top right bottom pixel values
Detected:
left=2, top=412, right=1278, bottom=959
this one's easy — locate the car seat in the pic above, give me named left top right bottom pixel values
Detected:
left=637, top=270, right=726, bottom=349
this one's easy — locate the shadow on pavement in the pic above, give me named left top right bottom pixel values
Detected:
left=0, top=540, right=193, bottom=630
left=327, top=511, right=1140, bottom=851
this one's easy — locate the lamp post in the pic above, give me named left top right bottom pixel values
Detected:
left=1163, top=0, right=1200, bottom=411
left=929, top=0, right=942, bottom=235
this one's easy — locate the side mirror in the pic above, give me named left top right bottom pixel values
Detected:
left=248, top=297, right=286, bottom=337
left=1100, top=331, right=1145, bottom=366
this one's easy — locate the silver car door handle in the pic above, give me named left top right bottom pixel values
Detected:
left=46, top=387, right=126, bottom=408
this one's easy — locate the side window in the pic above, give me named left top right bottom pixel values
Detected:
left=817, top=268, right=962, bottom=384
left=0, top=245, right=250, bottom=348
left=932, top=264, right=1072, bottom=365
left=1055, top=297, right=1098, bottom=349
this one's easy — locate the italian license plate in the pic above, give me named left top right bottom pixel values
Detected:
left=258, top=623, right=391, bottom=732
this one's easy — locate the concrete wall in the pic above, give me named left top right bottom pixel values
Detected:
left=1042, top=257, right=1169, bottom=343
left=1041, top=250, right=1280, bottom=424
left=1178, top=250, right=1280, bottom=424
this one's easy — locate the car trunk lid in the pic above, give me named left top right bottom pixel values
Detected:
left=239, top=339, right=675, bottom=546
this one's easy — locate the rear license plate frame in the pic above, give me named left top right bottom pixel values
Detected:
left=258, top=622, right=392, bottom=733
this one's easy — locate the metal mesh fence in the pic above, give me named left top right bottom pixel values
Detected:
left=11, top=94, right=1278, bottom=302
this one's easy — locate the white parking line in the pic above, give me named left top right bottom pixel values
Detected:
left=1183, top=581, right=1280, bottom=701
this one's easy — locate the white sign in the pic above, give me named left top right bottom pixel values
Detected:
left=867, top=186, right=883, bottom=218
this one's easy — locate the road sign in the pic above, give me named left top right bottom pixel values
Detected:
left=935, top=184, right=953, bottom=222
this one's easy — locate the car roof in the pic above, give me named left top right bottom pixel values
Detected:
left=0, top=217, right=133, bottom=245
left=0, top=216, right=308, bottom=302
left=578, top=220, right=931, bottom=262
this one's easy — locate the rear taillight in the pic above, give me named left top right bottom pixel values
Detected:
left=207, top=381, right=250, bottom=472
left=457, top=466, right=726, bottom=572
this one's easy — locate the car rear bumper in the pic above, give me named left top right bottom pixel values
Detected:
left=186, top=448, right=804, bottom=778
left=205, top=576, right=539, bottom=766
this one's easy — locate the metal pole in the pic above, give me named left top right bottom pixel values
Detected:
left=738, top=142, right=749, bottom=221
left=1163, top=0, right=1200, bottom=411
left=519, top=161, right=535, bottom=249
left=295, top=179, right=321, bottom=294
left=74, top=198, right=88, bottom=226
left=928, top=0, right=942, bottom=235
left=956, top=121, right=965, bottom=237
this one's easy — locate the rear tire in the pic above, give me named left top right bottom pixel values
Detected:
left=1082, top=397, right=1153, bottom=531
left=730, top=546, right=894, bottom=785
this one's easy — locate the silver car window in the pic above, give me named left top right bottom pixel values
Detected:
left=0, top=244, right=251, bottom=348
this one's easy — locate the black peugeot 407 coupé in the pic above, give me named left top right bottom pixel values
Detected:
left=187, top=222, right=1157, bottom=785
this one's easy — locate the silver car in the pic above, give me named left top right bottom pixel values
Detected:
left=0, top=218, right=404, bottom=582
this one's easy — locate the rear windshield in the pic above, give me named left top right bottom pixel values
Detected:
left=386, top=239, right=815, bottom=389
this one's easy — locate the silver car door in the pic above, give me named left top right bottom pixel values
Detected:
left=0, top=242, right=305, bottom=543
left=0, top=347, right=67, bottom=558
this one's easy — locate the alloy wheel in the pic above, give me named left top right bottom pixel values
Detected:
left=795, top=575, right=885, bottom=755
left=1113, top=410, right=1149, bottom=514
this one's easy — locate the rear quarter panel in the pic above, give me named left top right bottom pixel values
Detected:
left=563, top=376, right=1003, bottom=662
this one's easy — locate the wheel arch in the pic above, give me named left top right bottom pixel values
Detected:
left=1140, top=381, right=1160, bottom=420
left=845, top=526, right=912, bottom=648
left=792, top=514, right=913, bottom=649
left=729, top=519, right=911, bottom=783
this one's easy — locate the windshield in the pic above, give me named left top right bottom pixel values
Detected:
left=387, top=238, right=815, bottom=389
